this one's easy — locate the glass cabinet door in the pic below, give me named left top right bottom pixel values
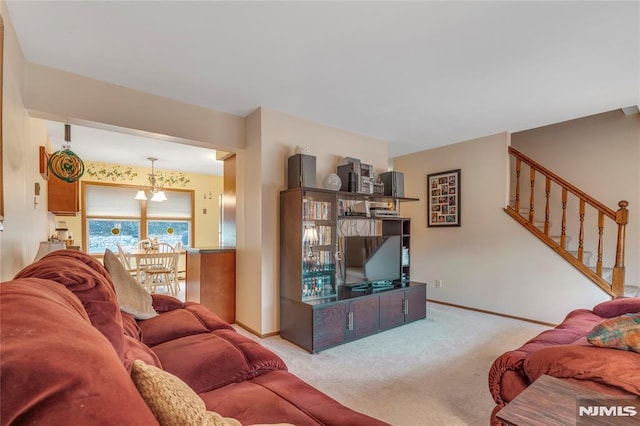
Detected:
left=301, top=190, right=337, bottom=300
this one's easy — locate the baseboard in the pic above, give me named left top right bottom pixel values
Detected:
left=237, top=301, right=556, bottom=337
left=427, top=299, right=557, bottom=328
left=234, top=321, right=280, bottom=338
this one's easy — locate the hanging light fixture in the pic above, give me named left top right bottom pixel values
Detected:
left=135, top=157, right=167, bottom=202
left=48, top=124, right=85, bottom=182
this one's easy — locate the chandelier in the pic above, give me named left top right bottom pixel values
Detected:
left=49, top=124, right=85, bottom=182
left=134, top=157, right=167, bottom=202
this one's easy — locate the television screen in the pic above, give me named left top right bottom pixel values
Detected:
left=342, top=235, right=401, bottom=285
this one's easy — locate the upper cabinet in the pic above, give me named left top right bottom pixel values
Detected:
left=48, top=174, right=79, bottom=216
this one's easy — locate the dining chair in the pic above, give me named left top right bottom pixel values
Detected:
left=136, top=239, right=151, bottom=249
left=138, top=249, right=179, bottom=296
left=171, top=241, right=186, bottom=284
left=115, top=243, right=136, bottom=276
left=153, top=242, right=176, bottom=253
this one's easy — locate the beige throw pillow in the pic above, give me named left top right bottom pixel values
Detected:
left=130, top=360, right=241, bottom=426
left=103, top=249, right=158, bottom=320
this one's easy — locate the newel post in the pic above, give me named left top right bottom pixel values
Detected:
left=611, top=200, right=628, bottom=297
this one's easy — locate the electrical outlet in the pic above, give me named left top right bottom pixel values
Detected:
left=435, top=279, right=443, bottom=288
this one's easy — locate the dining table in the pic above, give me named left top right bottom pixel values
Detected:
left=124, top=247, right=186, bottom=285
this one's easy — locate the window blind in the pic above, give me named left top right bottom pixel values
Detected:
left=85, top=185, right=140, bottom=217
left=147, top=190, right=192, bottom=218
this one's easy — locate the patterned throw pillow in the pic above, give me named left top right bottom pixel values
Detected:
left=587, top=312, right=640, bottom=353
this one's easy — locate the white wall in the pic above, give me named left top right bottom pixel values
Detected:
left=24, top=63, right=245, bottom=152
left=0, top=4, right=52, bottom=281
left=393, top=132, right=610, bottom=325
left=235, top=107, right=388, bottom=334
left=512, top=109, right=640, bottom=288
left=235, top=109, right=263, bottom=334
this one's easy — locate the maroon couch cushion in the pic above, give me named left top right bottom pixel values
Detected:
left=140, top=309, right=216, bottom=346
left=123, top=335, right=163, bottom=370
left=200, top=370, right=389, bottom=426
left=185, top=302, right=237, bottom=330
left=120, top=312, right=163, bottom=369
left=138, top=303, right=234, bottom=347
left=523, top=343, right=640, bottom=395
left=40, top=248, right=113, bottom=282
left=122, top=311, right=144, bottom=340
left=14, top=250, right=125, bottom=360
left=151, top=293, right=185, bottom=313
left=152, top=329, right=288, bottom=394
left=593, top=297, right=640, bottom=318
left=0, top=278, right=158, bottom=425
left=488, top=308, right=604, bottom=405
left=130, top=360, right=242, bottom=426
left=553, top=308, right=606, bottom=333
left=138, top=303, right=287, bottom=394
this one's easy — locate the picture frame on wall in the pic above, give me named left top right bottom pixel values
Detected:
left=427, top=169, right=460, bottom=227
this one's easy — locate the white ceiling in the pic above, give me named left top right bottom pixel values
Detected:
left=6, top=1, right=640, bottom=169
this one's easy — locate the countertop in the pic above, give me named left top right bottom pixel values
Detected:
left=186, top=247, right=236, bottom=254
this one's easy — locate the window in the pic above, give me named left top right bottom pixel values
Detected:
left=84, top=183, right=193, bottom=254
left=88, top=219, right=140, bottom=253
left=146, top=190, right=192, bottom=246
left=148, top=220, right=190, bottom=246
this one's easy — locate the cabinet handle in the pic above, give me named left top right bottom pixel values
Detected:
left=348, top=311, right=354, bottom=330
left=403, top=298, right=409, bottom=315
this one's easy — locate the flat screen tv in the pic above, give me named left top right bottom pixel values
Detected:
left=342, top=235, right=401, bottom=286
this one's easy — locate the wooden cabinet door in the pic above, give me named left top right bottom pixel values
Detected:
left=350, top=296, right=379, bottom=339
left=379, top=290, right=405, bottom=329
left=48, top=174, right=79, bottom=215
left=405, top=284, right=427, bottom=323
left=313, top=302, right=348, bottom=351
left=186, top=250, right=236, bottom=323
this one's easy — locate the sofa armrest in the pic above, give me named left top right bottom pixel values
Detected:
left=488, top=308, right=603, bottom=405
left=488, top=350, right=530, bottom=405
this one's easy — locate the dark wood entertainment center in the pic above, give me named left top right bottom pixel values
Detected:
left=280, top=187, right=426, bottom=353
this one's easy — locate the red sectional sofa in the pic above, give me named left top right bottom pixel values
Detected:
left=0, top=250, right=387, bottom=425
left=488, top=297, right=640, bottom=425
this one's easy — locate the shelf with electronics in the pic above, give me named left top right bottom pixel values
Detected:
left=280, top=156, right=425, bottom=353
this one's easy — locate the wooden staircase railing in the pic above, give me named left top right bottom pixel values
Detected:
left=505, top=147, right=628, bottom=298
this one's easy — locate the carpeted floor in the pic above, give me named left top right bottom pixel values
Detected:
left=235, top=302, right=549, bottom=426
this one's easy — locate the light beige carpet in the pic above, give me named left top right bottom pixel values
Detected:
left=235, top=302, right=549, bottom=426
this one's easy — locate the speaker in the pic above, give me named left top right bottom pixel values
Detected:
left=337, top=163, right=359, bottom=192
left=380, top=171, right=404, bottom=197
left=288, top=154, right=316, bottom=189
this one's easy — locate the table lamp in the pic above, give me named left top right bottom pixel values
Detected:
left=34, top=241, right=66, bottom=262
